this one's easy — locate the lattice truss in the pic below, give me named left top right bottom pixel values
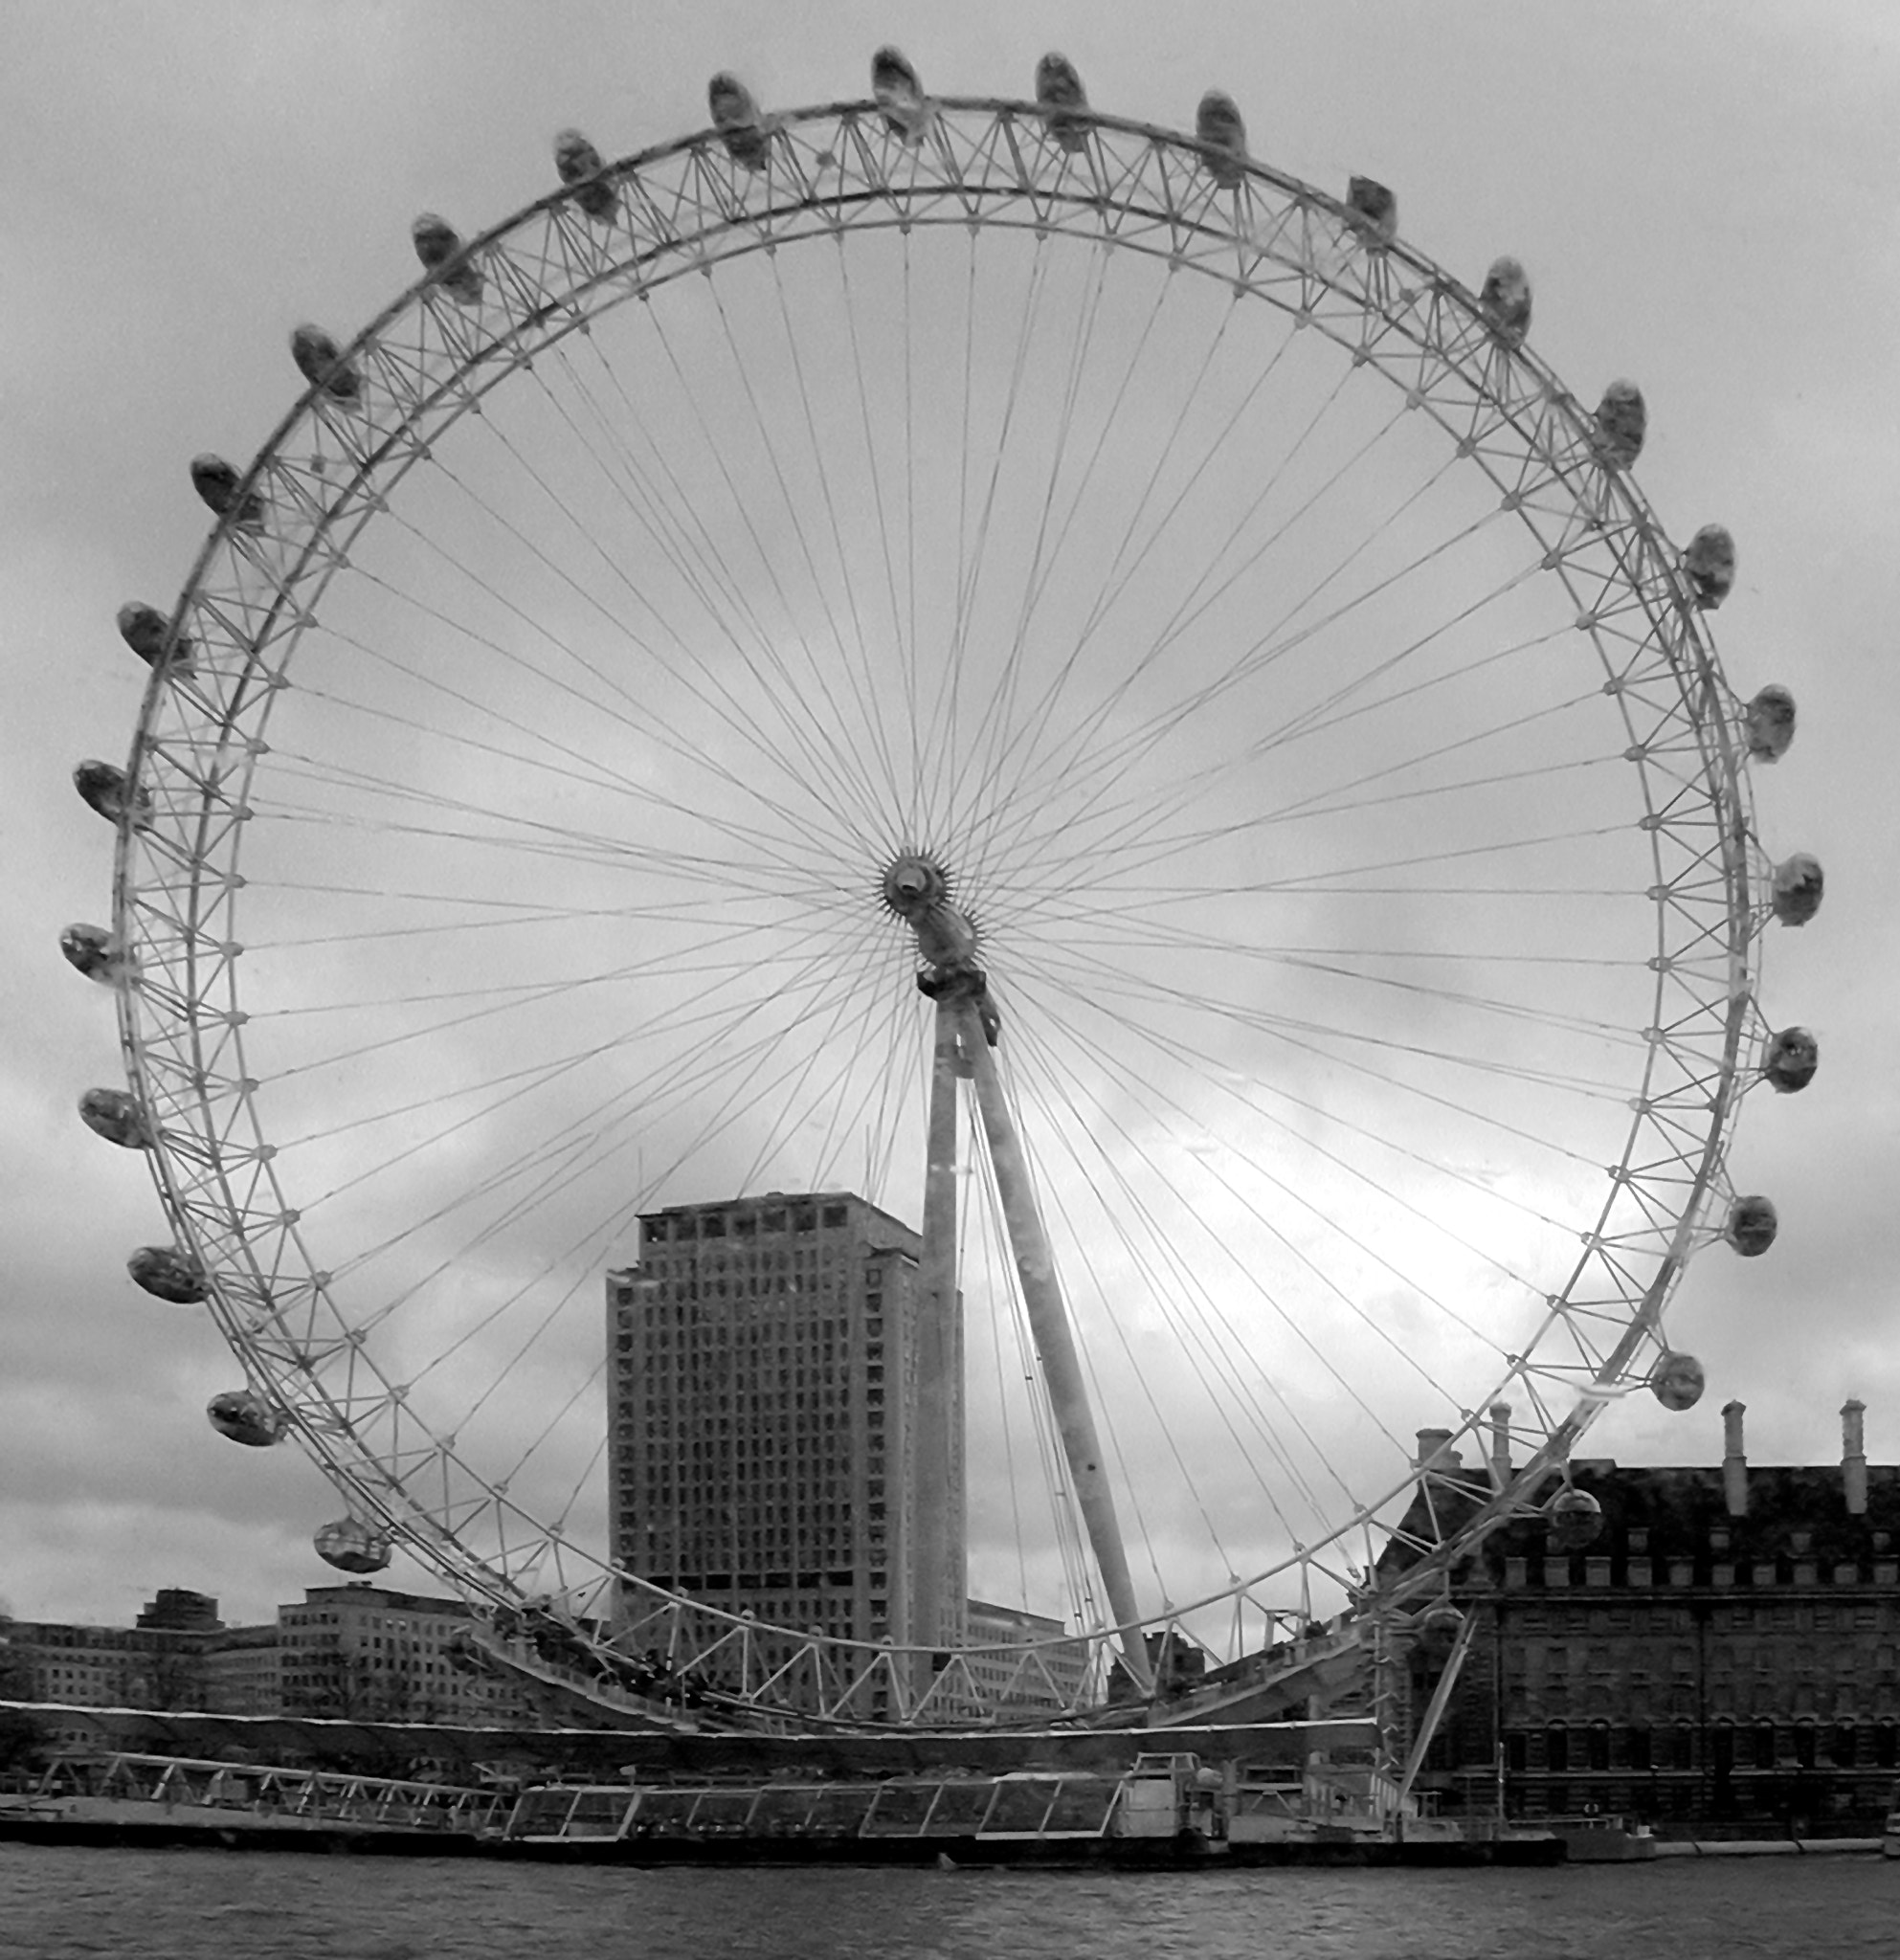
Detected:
left=88, top=85, right=1812, bottom=1726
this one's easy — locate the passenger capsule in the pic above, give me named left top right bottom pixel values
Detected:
left=1744, top=684, right=1797, bottom=762
left=78, top=1088, right=154, bottom=1149
left=708, top=73, right=771, bottom=169
left=554, top=129, right=617, bottom=219
left=1035, top=54, right=1091, bottom=153
left=207, top=1390, right=287, bottom=1448
left=129, top=1244, right=209, bottom=1303
left=1592, top=381, right=1645, bottom=470
left=1346, top=176, right=1397, bottom=243
left=1479, top=256, right=1532, bottom=346
left=73, top=760, right=151, bottom=829
left=60, top=923, right=128, bottom=986
left=872, top=45, right=929, bottom=139
left=190, top=455, right=265, bottom=531
left=1547, top=1485, right=1603, bottom=1551
left=1649, top=1350, right=1706, bottom=1412
left=411, top=213, right=483, bottom=303
left=1195, top=91, right=1248, bottom=189
left=118, top=602, right=194, bottom=675
left=1771, top=853, right=1823, bottom=927
left=1727, top=1193, right=1778, bottom=1258
left=1683, top=524, right=1736, bottom=610
left=290, top=324, right=362, bottom=403
left=1761, top=1026, right=1819, bottom=1094
left=314, top=1518, right=393, bottom=1574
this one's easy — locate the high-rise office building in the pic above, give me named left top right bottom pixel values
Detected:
left=607, top=1190, right=965, bottom=1701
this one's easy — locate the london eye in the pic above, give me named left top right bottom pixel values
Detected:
left=68, top=50, right=1818, bottom=1735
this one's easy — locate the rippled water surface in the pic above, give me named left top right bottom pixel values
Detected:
left=3, top=1846, right=1894, bottom=1959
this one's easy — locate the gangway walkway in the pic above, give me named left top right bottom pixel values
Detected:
left=1, top=1750, right=508, bottom=1837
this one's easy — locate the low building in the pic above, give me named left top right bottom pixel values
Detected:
left=7, top=1581, right=531, bottom=1731
left=278, top=1582, right=531, bottom=1725
left=0, top=1589, right=275, bottom=1743
left=202, top=1622, right=282, bottom=1715
left=964, top=1598, right=1092, bottom=1713
left=1390, top=1401, right=1900, bottom=1835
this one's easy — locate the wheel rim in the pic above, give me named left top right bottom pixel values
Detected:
left=111, top=95, right=1767, bottom=1724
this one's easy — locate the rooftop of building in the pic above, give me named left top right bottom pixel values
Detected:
left=1385, top=1401, right=1899, bottom=1582
left=629, top=1189, right=921, bottom=1254
left=1483, top=1462, right=1900, bottom=1560
left=288, top=1583, right=472, bottom=1618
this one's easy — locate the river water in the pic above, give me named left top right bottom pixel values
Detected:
left=1, top=1845, right=1892, bottom=1959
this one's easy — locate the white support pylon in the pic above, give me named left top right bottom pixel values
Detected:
left=956, top=1002, right=1153, bottom=1697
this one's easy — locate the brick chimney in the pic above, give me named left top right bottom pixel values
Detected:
left=1487, top=1403, right=1513, bottom=1489
left=1844, top=1398, right=1868, bottom=1515
left=1722, top=1400, right=1748, bottom=1517
left=1416, top=1427, right=1459, bottom=1471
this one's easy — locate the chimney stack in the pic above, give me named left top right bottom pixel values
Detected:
left=1488, top=1403, right=1513, bottom=1489
left=1722, top=1399, right=1748, bottom=1517
left=1416, top=1427, right=1458, bottom=1472
left=1844, top=1398, right=1868, bottom=1515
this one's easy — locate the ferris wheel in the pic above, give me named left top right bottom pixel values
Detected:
left=68, top=49, right=1821, bottom=1729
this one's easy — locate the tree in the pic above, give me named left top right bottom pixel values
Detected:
left=0, top=1615, right=52, bottom=1774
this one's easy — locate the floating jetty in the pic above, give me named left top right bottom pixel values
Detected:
left=1, top=1745, right=1558, bottom=1866
left=10, top=1717, right=1887, bottom=1866
left=497, top=1751, right=1563, bottom=1866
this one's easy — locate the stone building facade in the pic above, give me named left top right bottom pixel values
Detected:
left=278, top=1583, right=530, bottom=1724
left=1397, top=1403, right=1900, bottom=1834
left=5, top=1582, right=528, bottom=1732
left=1, top=1590, right=276, bottom=1744
left=964, top=1597, right=1092, bottom=1713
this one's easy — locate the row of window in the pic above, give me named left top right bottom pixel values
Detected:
left=641, top=1203, right=855, bottom=1242
left=1506, top=1557, right=1900, bottom=1589
left=1504, top=1721, right=1900, bottom=1773
left=1509, top=1603, right=1895, bottom=1633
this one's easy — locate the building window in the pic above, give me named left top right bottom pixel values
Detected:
left=1753, top=1723, right=1776, bottom=1771
left=1792, top=1724, right=1818, bottom=1770
left=1587, top=1724, right=1611, bottom=1771
left=1546, top=1726, right=1569, bottom=1773
left=1626, top=1726, right=1652, bottom=1771
left=1829, top=1723, right=1858, bottom=1769
left=1671, top=1725, right=1693, bottom=1772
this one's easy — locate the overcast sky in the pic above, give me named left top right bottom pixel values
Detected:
left=4, top=1, right=1895, bottom=1632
